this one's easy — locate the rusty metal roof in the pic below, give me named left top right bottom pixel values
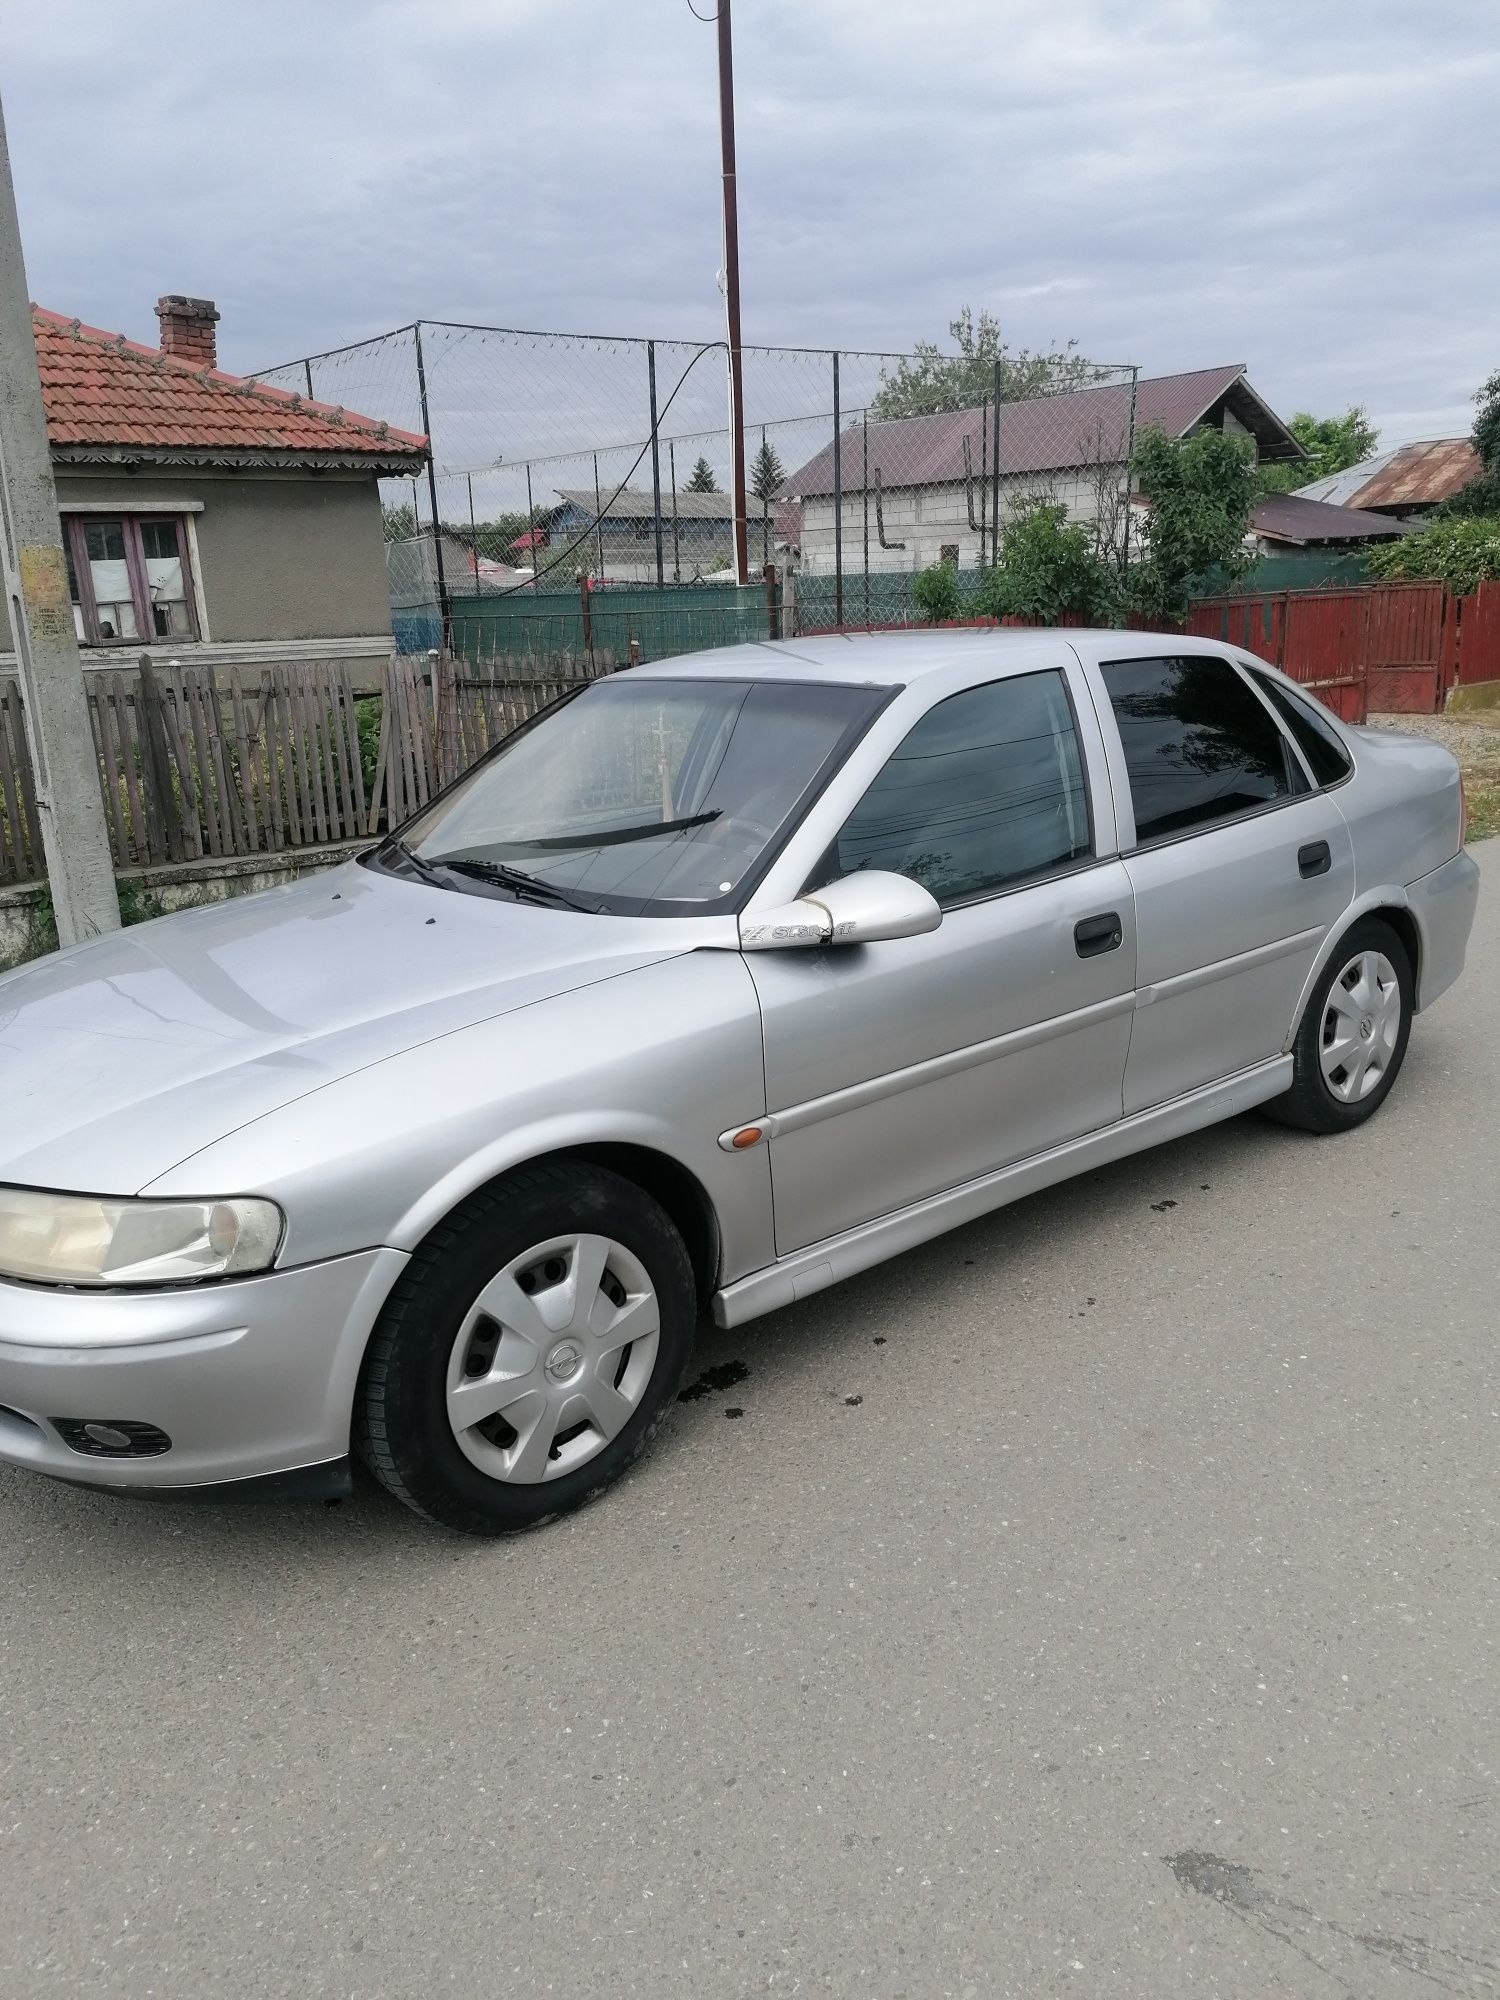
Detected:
left=786, top=365, right=1300, bottom=498
left=1252, top=494, right=1408, bottom=545
left=1347, top=438, right=1479, bottom=510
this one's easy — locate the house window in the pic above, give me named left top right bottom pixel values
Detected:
left=62, top=515, right=198, bottom=645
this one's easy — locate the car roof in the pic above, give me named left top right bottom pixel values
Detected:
left=628, top=627, right=1232, bottom=688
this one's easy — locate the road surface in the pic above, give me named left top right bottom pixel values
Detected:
left=2, top=849, right=1495, bottom=1998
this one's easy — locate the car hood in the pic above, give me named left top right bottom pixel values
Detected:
left=0, top=862, right=709, bottom=1194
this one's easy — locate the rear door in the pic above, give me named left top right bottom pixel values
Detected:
left=747, top=662, right=1137, bottom=1255
left=1081, top=650, right=1355, bottom=1116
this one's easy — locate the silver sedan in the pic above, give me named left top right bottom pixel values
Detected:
left=0, top=633, right=1479, bottom=1532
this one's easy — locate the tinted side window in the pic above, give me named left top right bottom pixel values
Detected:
left=1247, top=668, right=1354, bottom=787
left=832, top=670, right=1090, bottom=904
left=1102, top=655, right=1304, bottom=845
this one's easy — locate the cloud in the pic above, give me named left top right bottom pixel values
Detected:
left=5, top=0, right=1496, bottom=481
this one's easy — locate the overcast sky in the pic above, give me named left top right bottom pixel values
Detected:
left=6, top=0, right=1498, bottom=470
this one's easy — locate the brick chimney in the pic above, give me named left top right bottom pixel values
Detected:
left=155, top=294, right=220, bottom=368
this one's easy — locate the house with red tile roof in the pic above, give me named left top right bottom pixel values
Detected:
left=2, top=296, right=427, bottom=678
left=784, top=364, right=1301, bottom=577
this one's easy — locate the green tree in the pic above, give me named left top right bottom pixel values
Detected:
left=1257, top=407, right=1378, bottom=495
left=382, top=501, right=417, bottom=541
left=686, top=456, right=719, bottom=493
left=1438, top=370, right=1500, bottom=518
left=975, top=503, right=1120, bottom=624
left=1366, top=517, right=1500, bottom=594
left=1127, top=427, right=1259, bottom=621
left=911, top=559, right=962, bottom=623
left=749, top=437, right=786, bottom=504
left=871, top=307, right=1099, bottom=420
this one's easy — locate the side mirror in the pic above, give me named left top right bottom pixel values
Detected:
left=739, top=870, right=942, bottom=952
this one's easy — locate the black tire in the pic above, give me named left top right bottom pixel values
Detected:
left=355, top=1158, right=696, bottom=1534
left=1265, top=916, right=1414, bottom=1134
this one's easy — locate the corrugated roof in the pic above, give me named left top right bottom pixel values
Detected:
left=551, top=485, right=735, bottom=522
left=786, top=365, right=1296, bottom=497
left=1252, top=494, right=1408, bottom=545
left=1349, top=439, right=1478, bottom=510
left=34, top=307, right=428, bottom=466
left=1296, top=438, right=1479, bottom=511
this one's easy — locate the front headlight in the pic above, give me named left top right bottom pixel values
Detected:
left=0, top=1188, right=284, bottom=1288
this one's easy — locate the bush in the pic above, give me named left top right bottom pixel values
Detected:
left=1366, top=517, right=1500, bottom=595
left=974, top=503, right=1120, bottom=624
left=1127, top=426, right=1258, bottom=621
left=911, top=560, right=962, bottom=624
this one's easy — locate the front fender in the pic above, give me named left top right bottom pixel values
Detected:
left=143, top=953, right=775, bottom=1287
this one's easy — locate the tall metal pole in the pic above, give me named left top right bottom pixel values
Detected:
left=525, top=462, right=539, bottom=594
left=862, top=412, right=870, bottom=628
left=832, top=351, right=843, bottom=629
left=716, top=0, right=749, bottom=586
left=592, top=453, right=605, bottom=584
left=412, top=321, right=450, bottom=647
left=990, top=357, right=1002, bottom=569
left=647, top=342, right=665, bottom=590
left=467, top=473, right=479, bottom=591
left=303, top=358, right=315, bottom=401
left=1119, top=366, right=1140, bottom=586
left=0, top=88, right=119, bottom=944
left=669, top=442, right=681, bottom=582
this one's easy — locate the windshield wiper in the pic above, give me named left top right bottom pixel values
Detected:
left=527, top=809, right=721, bottom=851
left=432, top=855, right=600, bottom=913
left=381, top=836, right=455, bottom=888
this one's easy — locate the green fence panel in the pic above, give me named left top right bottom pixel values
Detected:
left=449, top=584, right=772, bottom=666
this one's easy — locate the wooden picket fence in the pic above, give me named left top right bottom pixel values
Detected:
left=0, top=651, right=619, bottom=892
left=435, top=651, right=614, bottom=785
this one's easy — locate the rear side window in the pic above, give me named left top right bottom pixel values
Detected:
left=1102, top=654, right=1306, bottom=846
left=830, top=669, right=1091, bottom=904
left=1247, top=668, right=1354, bottom=787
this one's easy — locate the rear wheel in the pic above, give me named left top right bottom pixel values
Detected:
left=355, top=1160, right=695, bottom=1534
left=1266, top=917, right=1414, bottom=1134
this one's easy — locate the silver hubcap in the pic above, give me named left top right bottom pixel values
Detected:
left=1320, top=949, right=1402, bottom=1103
left=446, top=1233, right=661, bottom=1484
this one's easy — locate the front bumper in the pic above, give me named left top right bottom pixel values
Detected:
left=0, top=1247, right=408, bottom=1492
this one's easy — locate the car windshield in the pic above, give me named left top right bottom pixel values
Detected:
left=383, top=675, right=885, bottom=917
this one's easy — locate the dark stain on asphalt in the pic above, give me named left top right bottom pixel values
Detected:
left=723, top=1407, right=744, bottom=1421
left=678, top=1360, right=750, bottom=1403
left=844, top=1395, right=863, bottom=1406
left=1150, top=1198, right=1178, bottom=1212
left=1165, top=1851, right=1497, bottom=1993
left=872, top=1336, right=887, bottom=1345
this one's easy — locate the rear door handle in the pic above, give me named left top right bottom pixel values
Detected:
left=1298, top=840, right=1331, bottom=879
left=1074, top=911, right=1123, bottom=957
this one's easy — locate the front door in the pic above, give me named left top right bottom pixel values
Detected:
left=1086, top=651, right=1356, bottom=1115
left=747, top=665, right=1137, bottom=1256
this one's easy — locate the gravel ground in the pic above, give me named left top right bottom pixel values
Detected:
left=1370, top=709, right=1500, bottom=765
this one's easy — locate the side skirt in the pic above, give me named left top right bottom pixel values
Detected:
left=711, top=1054, right=1292, bottom=1329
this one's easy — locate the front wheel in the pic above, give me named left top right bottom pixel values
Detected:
left=1266, top=917, right=1414, bottom=1134
left=355, top=1160, right=696, bottom=1534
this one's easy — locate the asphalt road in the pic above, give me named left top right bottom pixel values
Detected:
left=3, top=853, right=1495, bottom=2000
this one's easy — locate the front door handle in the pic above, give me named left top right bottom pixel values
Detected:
left=1074, top=911, right=1123, bottom=957
left=1299, top=840, right=1331, bottom=879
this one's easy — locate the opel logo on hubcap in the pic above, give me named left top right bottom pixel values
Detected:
left=1359, top=1015, right=1374, bottom=1039
left=546, top=1340, right=583, bottom=1382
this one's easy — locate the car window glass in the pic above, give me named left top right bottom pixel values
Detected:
left=1247, top=668, right=1354, bottom=786
left=829, top=669, right=1091, bottom=905
left=397, top=677, right=883, bottom=917
left=1101, top=655, right=1304, bottom=845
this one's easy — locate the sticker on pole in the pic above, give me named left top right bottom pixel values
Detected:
left=19, top=543, right=73, bottom=644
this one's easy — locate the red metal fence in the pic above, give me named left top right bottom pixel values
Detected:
left=1187, top=579, right=1500, bottom=718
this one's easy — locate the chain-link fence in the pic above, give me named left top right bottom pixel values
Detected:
left=251, top=324, right=1138, bottom=663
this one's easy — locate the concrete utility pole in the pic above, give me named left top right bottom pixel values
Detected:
left=0, top=86, right=119, bottom=945
left=715, top=0, right=749, bottom=587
